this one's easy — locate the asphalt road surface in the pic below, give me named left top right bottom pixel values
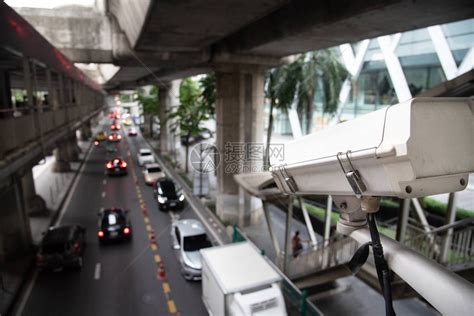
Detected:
left=21, top=120, right=207, bottom=316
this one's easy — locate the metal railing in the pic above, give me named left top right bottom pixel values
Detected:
left=277, top=235, right=358, bottom=280
left=404, top=218, right=474, bottom=266
left=232, top=226, right=323, bottom=316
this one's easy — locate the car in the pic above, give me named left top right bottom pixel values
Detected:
left=143, top=163, right=166, bottom=185
left=108, top=132, right=122, bottom=142
left=111, top=123, right=121, bottom=130
left=95, top=131, right=107, bottom=142
left=97, top=208, right=132, bottom=243
left=181, top=128, right=213, bottom=145
left=137, top=148, right=155, bottom=166
left=128, top=127, right=138, bottom=136
left=37, top=225, right=86, bottom=271
left=154, top=178, right=185, bottom=211
left=171, top=219, right=212, bottom=281
left=106, top=158, right=128, bottom=176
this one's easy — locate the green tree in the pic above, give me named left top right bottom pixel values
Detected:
left=137, top=86, right=159, bottom=137
left=297, top=49, right=347, bottom=133
left=264, top=49, right=347, bottom=166
left=170, top=77, right=213, bottom=173
left=199, top=73, right=216, bottom=116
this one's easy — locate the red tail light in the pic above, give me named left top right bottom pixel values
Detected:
left=123, top=227, right=130, bottom=234
left=109, top=135, right=113, bottom=140
left=121, top=161, right=127, bottom=168
left=106, top=162, right=113, bottom=168
left=73, top=242, right=80, bottom=252
left=98, top=231, right=104, bottom=237
left=94, top=141, right=99, bottom=146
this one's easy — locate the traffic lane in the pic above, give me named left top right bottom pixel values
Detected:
left=125, top=134, right=207, bottom=315
left=23, top=139, right=107, bottom=316
left=94, top=139, right=170, bottom=315
left=23, top=134, right=168, bottom=316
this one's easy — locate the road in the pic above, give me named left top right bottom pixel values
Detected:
left=21, top=120, right=207, bottom=316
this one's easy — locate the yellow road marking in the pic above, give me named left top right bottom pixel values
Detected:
left=154, top=254, right=161, bottom=263
left=162, top=282, right=170, bottom=294
left=128, top=153, right=178, bottom=314
left=167, top=300, right=177, bottom=313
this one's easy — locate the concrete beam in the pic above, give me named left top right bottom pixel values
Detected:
left=217, top=0, right=474, bottom=57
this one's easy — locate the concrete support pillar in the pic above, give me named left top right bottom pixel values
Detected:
left=215, top=65, right=265, bottom=226
left=80, top=120, right=92, bottom=140
left=54, top=145, right=71, bottom=172
left=66, top=133, right=80, bottom=162
left=0, top=69, right=12, bottom=110
left=53, top=133, right=79, bottom=172
left=0, top=177, right=32, bottom=262
left=158, top=81, right=181, bottom=157
left=159, top=85, right=170, bottom=155
left=20, top=169, right=43, bottom=215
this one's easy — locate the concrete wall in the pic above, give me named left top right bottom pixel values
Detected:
left=14, top=6, right=113, bottom=63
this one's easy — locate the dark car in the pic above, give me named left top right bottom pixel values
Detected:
left=154, top=178, right=185, bottom=211
left=106, top=158, right=128, bottom=176
left=108, top=132, right=122, bottom=142
left=97, top=208, right=132, bottom=244
left=37, top=225, right=86, bottom=271
left=110, top=123, right=121, bottom=130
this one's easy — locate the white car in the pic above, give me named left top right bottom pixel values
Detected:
left=142, top=163, right=166, bottom=185
left=171, top=219, right=212, bottom=281
left=137, top=148, right=155, bottom=166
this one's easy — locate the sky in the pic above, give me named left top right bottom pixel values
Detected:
left=5, top=0, right=95, bottom=9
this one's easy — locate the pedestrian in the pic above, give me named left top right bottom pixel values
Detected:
left=292, top=231, right=303, bottom=258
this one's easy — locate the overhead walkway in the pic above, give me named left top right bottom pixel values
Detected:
left=272, top=212, right=474, bottom=299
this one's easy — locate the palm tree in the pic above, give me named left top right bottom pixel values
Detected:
left=264, top=49, right=347, bottom=166
left=264, top=61, right=302, bottom=168
left=297, top=49, right=347, bottom=134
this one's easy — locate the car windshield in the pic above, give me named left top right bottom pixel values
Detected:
left=147, top=167, right=162, bottom=173
left=101, top=212, right=126, bottom=227
left=183, top=234, right=212, bottom=252
left=161, top=181, right=177, bottom=198
left=141, top=152, right=152, bottom=156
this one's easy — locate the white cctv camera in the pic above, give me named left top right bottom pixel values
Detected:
left=269, top=97, right=473, bottom=199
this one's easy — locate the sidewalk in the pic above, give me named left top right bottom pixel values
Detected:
left=0, top=126, right=98, bottom=315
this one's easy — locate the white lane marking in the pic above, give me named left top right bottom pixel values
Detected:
left=102, top=191, right=106, bottom=198
left=103, top=179, right=107, bottom=185
left=94, top=263, right=101, bottom=280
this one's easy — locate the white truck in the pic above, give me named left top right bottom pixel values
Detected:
left=200, top=242, right=287, bottom=316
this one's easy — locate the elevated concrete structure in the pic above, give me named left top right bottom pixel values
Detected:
left=13, top=0, right=474, bottom=90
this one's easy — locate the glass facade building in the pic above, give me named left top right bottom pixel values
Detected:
left=270, top=18, right=474, bottom=135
